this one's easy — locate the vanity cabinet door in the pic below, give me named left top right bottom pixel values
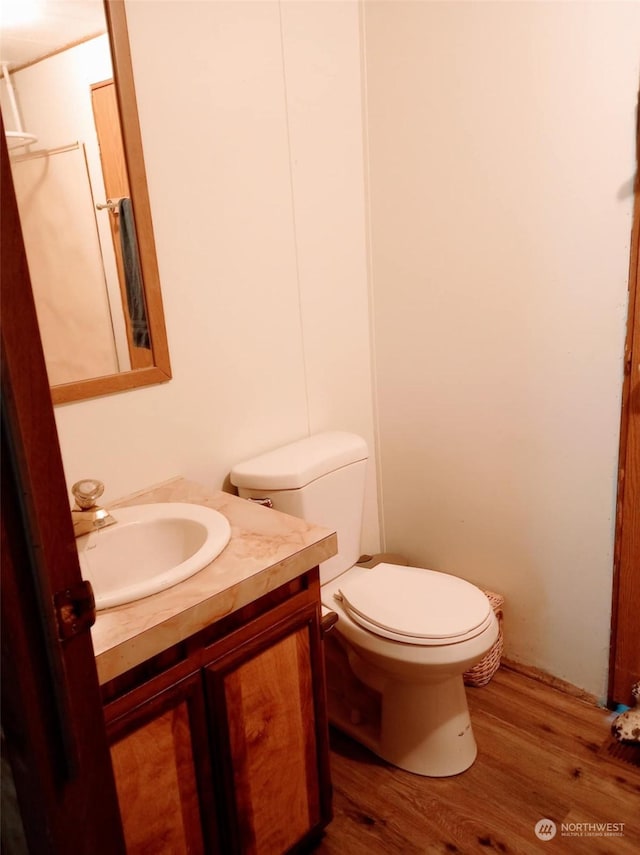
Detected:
left=106, top=670, right=220, bottom=855
left=204, top=603, right=332, bottom=855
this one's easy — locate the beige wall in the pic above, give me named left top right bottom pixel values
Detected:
left=54, top=0, right=380, bottom=555
left=363, top=0, right=640, bottom=696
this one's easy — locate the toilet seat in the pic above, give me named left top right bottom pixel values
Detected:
left=335, top=563, right=493, bottom=646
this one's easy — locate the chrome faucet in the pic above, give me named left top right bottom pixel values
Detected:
left=71, top=479, right=117, bottom=538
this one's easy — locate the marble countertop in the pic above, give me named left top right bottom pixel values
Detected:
left=92, top=477, right=337, bottom=684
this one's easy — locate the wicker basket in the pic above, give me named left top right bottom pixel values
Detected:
left=463, top=590, right=504, bottom=687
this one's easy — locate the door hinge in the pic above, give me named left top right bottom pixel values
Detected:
left=54, top=580, right=96, bottom=640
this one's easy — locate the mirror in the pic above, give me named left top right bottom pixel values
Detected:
left=0, top=0, right=171, bottom=404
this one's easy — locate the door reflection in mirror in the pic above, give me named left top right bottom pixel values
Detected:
left=91, top=77, right=153, bottom=368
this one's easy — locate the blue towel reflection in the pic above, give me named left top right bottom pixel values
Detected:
left=118, top=197, right=150, bottom=349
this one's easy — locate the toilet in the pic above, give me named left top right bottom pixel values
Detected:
left=230, top=431, right=499, bottom=777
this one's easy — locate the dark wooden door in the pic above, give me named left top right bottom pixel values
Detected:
left=1, top=120, right=126, bottom=854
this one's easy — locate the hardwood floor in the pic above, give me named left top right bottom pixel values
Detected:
left=313, top=666, right=640, bottom=854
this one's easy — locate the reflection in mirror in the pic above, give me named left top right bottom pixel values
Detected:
left=0, top=0, right=171, bottom=403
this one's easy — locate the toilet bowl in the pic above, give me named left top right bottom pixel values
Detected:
left=321, top=563, right=498, bottom=776
left=230, top=431, right=499, bottom=777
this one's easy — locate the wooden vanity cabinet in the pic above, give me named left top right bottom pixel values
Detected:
left=102, top=571, right=332, bottom=855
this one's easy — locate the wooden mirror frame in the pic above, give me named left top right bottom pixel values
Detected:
left=51, top=0, right=171, bottom=405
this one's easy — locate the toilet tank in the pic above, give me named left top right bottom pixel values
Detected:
left=230, top=432, right=368, bottom=584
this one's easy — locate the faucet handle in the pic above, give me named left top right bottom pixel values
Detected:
left=72, top=479, right=105, bottom=510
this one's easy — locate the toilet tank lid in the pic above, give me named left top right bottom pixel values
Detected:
left=230, top=431, right=368, bottom=490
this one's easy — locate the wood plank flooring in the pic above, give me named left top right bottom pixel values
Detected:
left=313, top=666, right=640, bottom=854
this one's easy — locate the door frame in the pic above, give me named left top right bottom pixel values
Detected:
left=609, top=100, right=640, bottom=707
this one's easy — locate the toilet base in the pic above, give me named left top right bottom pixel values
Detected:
left=325, top=633, right=479, bottom=777
left=377, top=674, right=478, bottom=776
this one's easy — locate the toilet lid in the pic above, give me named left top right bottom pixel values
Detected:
left=335, top=563, right=493, bottom=645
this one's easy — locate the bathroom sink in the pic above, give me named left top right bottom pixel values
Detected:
left=76, top=503, right=231, bottom=610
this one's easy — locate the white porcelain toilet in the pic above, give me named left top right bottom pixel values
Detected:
left=230, top=431, right=499, bottom=777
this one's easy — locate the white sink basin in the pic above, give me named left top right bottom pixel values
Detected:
left=77, top=503, right=231, bottom=610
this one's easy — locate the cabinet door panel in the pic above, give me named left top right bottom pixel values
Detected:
left=226, top=627, right=318, bottom=853
left=206, top=608, right=330, bottom=855
left=108, top=672, right=214, bottom=855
